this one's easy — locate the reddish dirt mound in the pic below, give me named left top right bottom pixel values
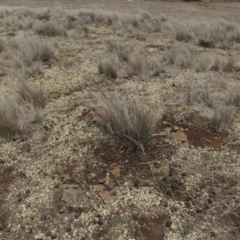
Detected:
left=159, top=111, right=229, bottom=150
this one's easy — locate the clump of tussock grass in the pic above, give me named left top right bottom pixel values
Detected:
left=148, top=58, right=165, bottom=77
left=175, top=25, right=193, bottom=42
left=34, top=21, right=67, bottom=37
left=0, top=93, right=21, bottom=137
left=226, top=87, right=240, bottom=109
left=163, top=46, right=195, bottom=69
left=98, top=62, right=118, bottom=79
left=127, top=55, right=145, bottom=76
left=37, top=10, right=50, bottom=21
left=198, top=38, right=215, bottom=48
left=94, top=90, right=159, bottom=152
left=186, top=86, right=214, bottom=108
left=107, top=42, right=131, bottom=63
left=209, top=58, right=235, bottom=73
left=15, top=37, right=54, bottom=66
left=163, top=46, right=235, bottom=72
left=208, top=106, right=235, bottom=133
left=17, top=79, right=46, bottom=109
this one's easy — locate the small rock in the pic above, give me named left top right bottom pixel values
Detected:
left=57, top=208, right=65, bottom=214
left=99, top=190, right=111, bottom=200
left=162, top=121, right=168, bottom=125
left=63, top=174, right=71, bottom=183
left=54, top=183, right=59, bottom=188
left=189, top=145, right=195, bottom=149
left=172, top=81, right=181, bottom=87
left=51, top=235, right=57, bottom=239
left=183, top=142, right=189, bottom=148
left=174, top=131, right=188, bottom=143
left=109, top=167, right=120, bottom=177
left=159, top=166, right=170, bottom=177
left=197, top=146, right=202, bottom=150
left=172, top=126, right=179, bottom=132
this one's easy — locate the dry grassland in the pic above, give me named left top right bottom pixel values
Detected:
left=0, top=1, right=240, bottom=240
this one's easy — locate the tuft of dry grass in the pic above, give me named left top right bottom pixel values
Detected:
left=175, top=25, right=193, bottom=42
left=37, top=10, right=50, bottom=21
left=227, top=87, right=240, bottom=109
left=127, top=55, right=145, bottom=76
left=186, top=86, right=214, bottom=108
left=0, top=93, right=21, bottom=137
left=98, top=62, right=118, bottom=79
left=94, top=90, right=159, bottom=152
left=15, top=37, right=54, bottom=66
left=34, top=21, right=67, bottom=37
left=17, top=80, right=46, bottom=109
left=208, top=106, right=235, bottom=133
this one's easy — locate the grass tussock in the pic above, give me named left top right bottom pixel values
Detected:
left=15, top=37, right=54, bottom=66
left=94, top=90, right=159, bottom=152
left=227, top=87, right=240, bottom=109
left=98, top=62, right=118, bottom=79
left=175, top=25, right=193, bottom=42
left=208, top=106, right=235, bottom=133
left=186, top=86, right=214, bottom=108
left=34, top=21, right=67, bottom=37
left=163, top=46, right=235, bottom=72
left=17, top=80, right=46, bottom=109
left=127, top=55, right=145, bottom=76
left=37, top=10, right=50, bottom=21
left=0, top=93, right=21, bottom=137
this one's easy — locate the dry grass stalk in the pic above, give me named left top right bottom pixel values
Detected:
left=94, top=90, right=159, bottom=152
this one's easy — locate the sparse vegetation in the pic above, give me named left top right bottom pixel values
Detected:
left=0, top=4, right=240, bottom=240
